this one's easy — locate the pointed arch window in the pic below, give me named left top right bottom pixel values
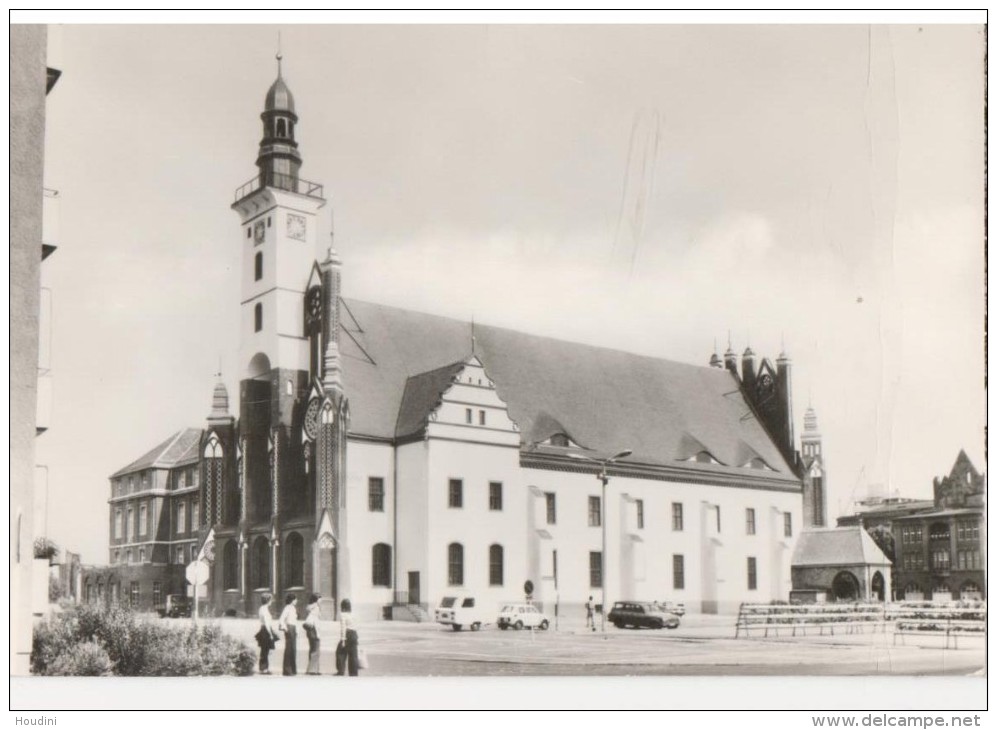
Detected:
left=286, top=532, right=304, bottom=587
left=254, top=303, right=263, bottom=332
left=223, top=541, right=238, bottom=590
left=253, top=537, right=270, bottom=589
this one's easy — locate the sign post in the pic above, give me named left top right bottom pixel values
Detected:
left=186, top=560, right=210, bottom=626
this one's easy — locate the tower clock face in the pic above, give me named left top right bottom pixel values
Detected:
left=254, top=221, right=265, bottom=244
left=287, top=214, right=307, bottom=241
left=303, top=398, right=321, bottom=440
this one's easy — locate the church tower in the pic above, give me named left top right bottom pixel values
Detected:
left=800, top=405, right=827, bottom=527
left=231, top=54, right=329, bottom=603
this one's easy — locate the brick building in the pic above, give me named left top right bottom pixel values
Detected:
left=82, top=429, right=202, bottom=611
left=892, top=451, right=985, bottom=601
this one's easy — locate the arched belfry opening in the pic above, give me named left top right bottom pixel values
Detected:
left=244, top=352, right=274, bottom=523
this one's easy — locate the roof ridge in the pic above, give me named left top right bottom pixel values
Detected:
left=342, top=297, right=721, bottom=373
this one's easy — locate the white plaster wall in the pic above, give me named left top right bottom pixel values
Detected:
left=521, top=466, right=801, bottom=614
left=345, top=440, right=395, bottom=611
left=395, top=440, right=430, bottom=605
left=425, top=438, right=525, bottom=615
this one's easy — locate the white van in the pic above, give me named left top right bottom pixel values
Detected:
left=434, top=595, right=489, bottom=631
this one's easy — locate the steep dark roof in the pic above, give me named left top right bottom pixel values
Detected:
left=339, top=299, right=798, bottom=483
left=110, top=428, right=201, bottom=478
left=792, top=527, right=891, bottom=567
left=395, top=361, right=466, bottom=439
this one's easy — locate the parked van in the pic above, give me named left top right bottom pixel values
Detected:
left=434, top=595, right=489, bottom=631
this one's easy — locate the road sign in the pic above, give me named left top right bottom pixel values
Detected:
left=524, top=580, right=534, bottom=596
left=186, top=559, right=210, bottom=586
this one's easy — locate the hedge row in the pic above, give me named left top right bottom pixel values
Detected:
left=32, top=603, right=256, bottom=676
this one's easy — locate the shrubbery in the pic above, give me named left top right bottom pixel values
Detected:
left=32, top=603, right=255, bottom=677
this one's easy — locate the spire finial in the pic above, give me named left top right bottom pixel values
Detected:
left=713, top=337, right=718, bottom=354
left=276, top=31, right=283, bottom=76
left=471, top=315, right=477, bottom=355
left=216, top=355, right=222, bottom=379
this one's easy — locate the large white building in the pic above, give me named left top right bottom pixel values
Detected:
left=101, top=60, right=820, bottom=621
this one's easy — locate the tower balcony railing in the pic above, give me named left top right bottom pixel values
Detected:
left=233, top=173, right=324, bottom=204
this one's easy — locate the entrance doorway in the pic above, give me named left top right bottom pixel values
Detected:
left=408, top=572, right=420, bottom=605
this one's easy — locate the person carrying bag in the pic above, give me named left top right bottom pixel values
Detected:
left=255, top=593, right=278, bottom=675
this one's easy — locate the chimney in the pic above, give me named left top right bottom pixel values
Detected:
left=741, top=347, right=757, bottom=392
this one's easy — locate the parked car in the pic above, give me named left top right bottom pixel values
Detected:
left=434, top=596, right=489, bottom=631
left=497, top=603, right=550, bottom=631
left=157, top=594, right=192, bottom=618
left=654, top=600, right=686, bottom=617
left=607, top=601, right=680, bottom=629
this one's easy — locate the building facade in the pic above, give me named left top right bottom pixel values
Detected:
left=892, top=451, right=985, bottom=601
left=83, top=429, right=202, bottom=611
left=93, top=61, right=821, bottom=620
left=11, top=24, right=60, bottom=674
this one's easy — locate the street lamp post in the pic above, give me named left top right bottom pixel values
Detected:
left=568, top=449, right=632, bottom=634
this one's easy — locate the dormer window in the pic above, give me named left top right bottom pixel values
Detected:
left=550, top=433, right=570, bottom=448
left=688, top=450, right=720, bottom=465
left=744, top=457, right=772, bottom=471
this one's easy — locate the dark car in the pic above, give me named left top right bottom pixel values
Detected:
left=158, top=594, right=192, bottom=618
left=607, top=601, right=680, bottom=629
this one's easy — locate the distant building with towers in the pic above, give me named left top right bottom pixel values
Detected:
left=86, top=57, right=833, bottom=619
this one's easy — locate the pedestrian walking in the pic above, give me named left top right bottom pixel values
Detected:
left=255, top=593, right=277, bottom=674
left=336, top=598, right=360, bottom=677
left=279, top=593, right=299, bottom=676
left=303, top=593, right=322, bottom=675
left=585, top=596, right=595, bottom=631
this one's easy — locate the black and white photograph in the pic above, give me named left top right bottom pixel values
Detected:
left=9, top=10, right=987, bottom=716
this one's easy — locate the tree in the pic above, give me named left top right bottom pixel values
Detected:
left=866, top=524, right=895, bottom=562
left=34, top=537, right=60, bottom=562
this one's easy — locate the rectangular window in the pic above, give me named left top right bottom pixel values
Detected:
left=177, top=502, right=186, bottom=534
left=153, top=582, right=162, bottom=607
left=746, top=508, right=756, bottom=535
left=114, top=509, right=123, bottom=539
left=588, top=496, right=601, bottom=527
left=127, top=508, right=134, bottom=541
left=188, top=466, right=198, bottom=487
left=747, top=557, right=757, bottom=590
left=191, top=545, right=198, bottom=563
left=191, top=500, right=199, bottom=531
left=465, top=408, right=472, bottom=424
left=716, top=506, right=722, bottom=534
left=636, top=499, right=645, bottom=529
left=175, top=546, right=184, bottom=565
left=589, top=551, right=603, bottom=588
left=489, top=482, right=503, bottom=511
left=368, top=477, right=385, bottom=512
left=784, top=512, right=793, bottom=538
left=545, top=492, right=556, bottom=525
left=138, top=548, right=145, bottom=563
left=448, top=479, right=463, bottom=508
left=672, top=502, right=683, bottom=531
left=479, top=410, right=486, bottom=426
left=139, top=504, right=148, bottom=536
left=673, top=554, right=685, bottom=590
left=130, top=582, right=139, bottom=606
left=552, top=549, right=558, bottom=588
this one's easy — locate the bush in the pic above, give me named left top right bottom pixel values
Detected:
left=32, top=603, right=255, bottom=677
left=48, top=640, right=115, bottom=676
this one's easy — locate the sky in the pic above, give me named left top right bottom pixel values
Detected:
left=34, top=20, right=985, bottom=564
